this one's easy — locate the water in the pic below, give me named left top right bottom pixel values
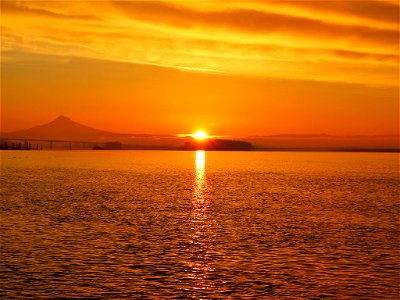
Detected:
left=1, top=150, right=399, bottom=299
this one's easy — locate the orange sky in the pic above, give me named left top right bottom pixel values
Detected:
left=1, top=0, right=399, bottom=136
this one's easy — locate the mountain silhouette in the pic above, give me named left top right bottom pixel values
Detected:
left=1, top=115, right=125, bottom=141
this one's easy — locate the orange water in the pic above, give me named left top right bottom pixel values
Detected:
left=1, top=151, right=399, bottom=299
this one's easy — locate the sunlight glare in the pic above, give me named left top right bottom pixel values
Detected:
left=196, top=150, right=206, bottom=171
left=193, top=130, right=208, bottom=140
left=194, top=150, right=206, bottom=202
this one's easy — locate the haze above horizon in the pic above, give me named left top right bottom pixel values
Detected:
left=1, top=1, right=399, bottom=136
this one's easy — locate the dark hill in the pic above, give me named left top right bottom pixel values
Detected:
left=183, top=138, right=253, bottom=151
left=1, top=115, right=125, bottom=141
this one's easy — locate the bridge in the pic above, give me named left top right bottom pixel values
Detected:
left=0, top=138, right=124, bottom=150
left=0, top=138, right=179, bottom=151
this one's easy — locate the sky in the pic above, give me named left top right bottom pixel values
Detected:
left=1, top=0, right=399, bottom=136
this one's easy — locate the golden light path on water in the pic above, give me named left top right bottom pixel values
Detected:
left=186, top=150, right=215, bottom=296
left=195, top=150, right=206, bottom=190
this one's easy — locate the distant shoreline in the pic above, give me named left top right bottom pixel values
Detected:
left=1, top=136, right=399, bottom=153
left=254, top=148, right=400, bottom=153
left=0, top=148, right=398, bottom=153
left=2, top=116, right=398, bottom=152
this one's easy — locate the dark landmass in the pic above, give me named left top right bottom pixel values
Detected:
left=183, top=138, right=253, bottom=151
left=246, top=134, right=399, bottom=152
left=93, top=142, right=122, bottom=150
left=0, top=115, right=122, bottom=140
left=253, top=147, right=399, bottom=153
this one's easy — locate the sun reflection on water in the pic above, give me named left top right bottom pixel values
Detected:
left=186, top=150, right=215, bottom=297
left=194, top=150, right=206, bottom=201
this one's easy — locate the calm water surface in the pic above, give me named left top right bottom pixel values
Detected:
left=1, top=151, right=399, bottom=299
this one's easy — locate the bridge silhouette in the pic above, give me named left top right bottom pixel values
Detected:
left=0, top=138, right=125, bottom=150
left=0, top=138, right=177, bottom=150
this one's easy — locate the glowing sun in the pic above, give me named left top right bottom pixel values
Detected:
left=192, top=130, right=208, bottom=140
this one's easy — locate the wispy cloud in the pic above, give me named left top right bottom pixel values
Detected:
left=1, top=0, right=398, bottom=86
left=113, top=1, right=398, bottom=48
left=274, top=0, right=399, bottom=26
left=1, top=1, right=98, bottom=20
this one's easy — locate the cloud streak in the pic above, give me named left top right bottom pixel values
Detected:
left=1, top=1, right=98, bottom=20
left=113, top=1, right=398, bottom=49
left=277, top=0, right=399, bottom=26
left=1, top=0, right=399, bottom=86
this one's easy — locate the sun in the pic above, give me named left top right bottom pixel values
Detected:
left=192, top=130, right=208, bottom=140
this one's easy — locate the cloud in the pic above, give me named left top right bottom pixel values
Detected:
left=278, top=0, right=399, bottom=26
left=330, top=49, right=398, bottom=63
left=1, top=0, right=399, bottom=86
left=113, top=1, right=398, bottom=49
left=1, top=1, right=98, bottom=20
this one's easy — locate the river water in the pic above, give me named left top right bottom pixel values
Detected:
left=1, top=150, right=399, bottom=299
